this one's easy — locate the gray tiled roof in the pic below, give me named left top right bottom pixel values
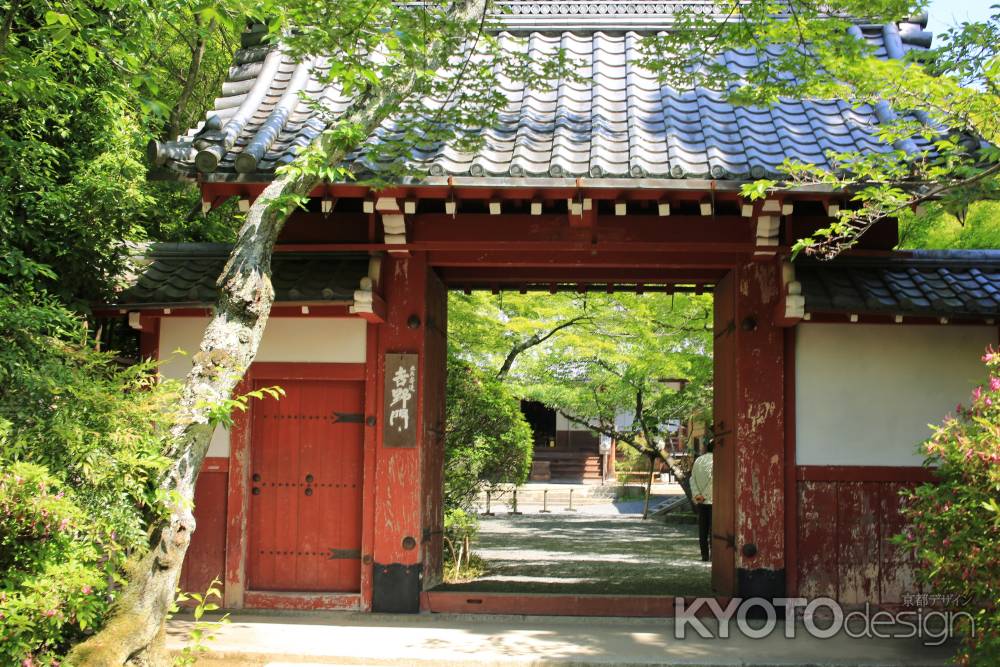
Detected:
left=798, top=251, right=1000, bottom=318
left=150, top=3, right=935, bottom=182
left=116, top=244, right=368, bottom=307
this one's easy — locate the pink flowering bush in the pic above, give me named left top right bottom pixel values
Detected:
left=0, top=463, right=117, bottom=665
left=0, top=289, right=179, bottom=662
left=896, top=347, right=1000, bottom=665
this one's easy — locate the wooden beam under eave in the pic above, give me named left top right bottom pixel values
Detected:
left=352, top=294, right=387, bottom=324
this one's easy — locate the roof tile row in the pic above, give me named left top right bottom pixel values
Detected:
left=797, top=253, right=1000, bottom=318
left=117, top=245, right=369, bottom=307
left=150, top=4, right=934, bottom=182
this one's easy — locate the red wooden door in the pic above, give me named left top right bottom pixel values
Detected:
left=248, top=379, right=364, bottom=592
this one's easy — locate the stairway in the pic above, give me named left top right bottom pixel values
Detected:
left=531, top=450, right=603, bottom=482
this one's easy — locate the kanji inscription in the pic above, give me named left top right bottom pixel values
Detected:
left=383, top=353, right=418, bottom=448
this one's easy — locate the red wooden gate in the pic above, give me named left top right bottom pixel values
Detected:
left=248, top=378, right=364, bottom=592
left=711, top=272, right=737, bottom=595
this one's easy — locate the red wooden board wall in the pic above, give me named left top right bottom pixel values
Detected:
left=797, top=479, right=919, bottom=604
left=180, top=459, right=228, bottom=597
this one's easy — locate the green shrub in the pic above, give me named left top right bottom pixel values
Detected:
left=0, top=286, right=175, bottom=550
left=0, top=463, right=116, bottom=665
left=896, top=347, right=1000, bottom=665
left=0, top=286, right=177, bottom=663
left=443, top=508, right=482, bottom=581
left=444, top=354, right=533, bottom=510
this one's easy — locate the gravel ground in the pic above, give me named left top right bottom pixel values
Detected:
left=438, top=511, right=712, bottom=596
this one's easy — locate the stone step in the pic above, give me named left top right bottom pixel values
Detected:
left=168, top=612, right=954, bottom=667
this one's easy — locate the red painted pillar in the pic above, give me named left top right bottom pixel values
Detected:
left=732, top=260, right=786, bottom=598
left=371, top=252, right=440, bottom=612
left=138, top=315, right=160, bottom=361
left=419, top=271, right=447, bottom=590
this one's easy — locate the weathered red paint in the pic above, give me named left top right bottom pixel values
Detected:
left=421, top=592, right=731, bottom=617
left=837, top=481, right=882, bottom=604
left=732, top=261, right=786, bottom=576
left=242, top=591, right=361, bottom=610
left=783, top=328, right=798, bottom=597
left=713, top=262, right=787, bottom=594
left=179, top=457, right=228, bottom=599
left=373, top=254, right=430, bottom=569
left=797, top=481, right=838, bottom=599
left=795, top=468, right=929, bottom=604
left=797, top=466, right=936, bottom=483
left=879, top=481, right=919, bottom=603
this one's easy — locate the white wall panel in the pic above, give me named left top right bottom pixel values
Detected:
left=795, top=324, right=995, bottom=466
left=158, top=317, right=368, bottom=456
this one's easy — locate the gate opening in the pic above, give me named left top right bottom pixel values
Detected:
left=425, top=286, right=723, bottom=611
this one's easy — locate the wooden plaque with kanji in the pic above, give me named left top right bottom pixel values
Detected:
left=383, top=353, right=418, bottom=448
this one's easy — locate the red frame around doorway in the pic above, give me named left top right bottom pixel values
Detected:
left=421, top=591, right=731, bottom=617
left=224, top=339, right=380, bottom=610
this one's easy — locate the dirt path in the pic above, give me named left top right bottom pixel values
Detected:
left=438, top=513, right=712, bottom=596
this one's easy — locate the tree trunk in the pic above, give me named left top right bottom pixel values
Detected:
left=66, top=158, right=318, bottom=667
left=166, top=15, right=213, bottom=141
left=641, top=452, right=655, bottom=520
left=68, top=3, right=485, bottom=664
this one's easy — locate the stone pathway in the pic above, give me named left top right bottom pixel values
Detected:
left=167, top=611, right=956, bottom=666
left=438, top=512, right=712, bottom=596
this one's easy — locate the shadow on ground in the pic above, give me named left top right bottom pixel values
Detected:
left=435, top=513, right=712, bottom=596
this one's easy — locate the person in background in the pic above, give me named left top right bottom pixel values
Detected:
left=689, top=440, right=713, bottom=562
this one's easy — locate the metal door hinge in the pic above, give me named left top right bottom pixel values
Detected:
left=328, top=548, right=362, bottom=560
left=331, top=412, right=364, bottom=423
left=713, top=532, right=735, bottom=548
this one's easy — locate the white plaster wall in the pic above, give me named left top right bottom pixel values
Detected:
left=158, top=317, right=367, bottom=456
left=795, top=324, right=995, bottom=466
